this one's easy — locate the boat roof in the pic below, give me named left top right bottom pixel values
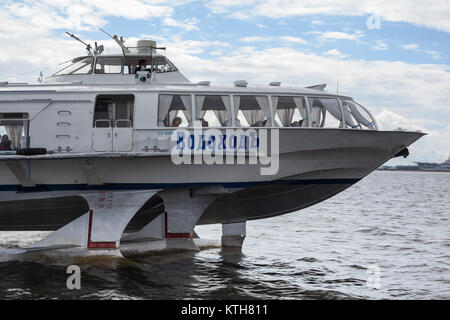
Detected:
left=0, top=81, right=352, bottom=99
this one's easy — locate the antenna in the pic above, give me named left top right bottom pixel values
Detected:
left=336, top=77, right=339, bottom=94
left=99, top=28, right=129, bottom=54
left=65, top=32, right=92, bottom=54
left=99, top=28, right=113, bottom=38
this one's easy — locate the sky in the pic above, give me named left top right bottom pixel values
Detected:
left=1, top=0, right=449, bottom=165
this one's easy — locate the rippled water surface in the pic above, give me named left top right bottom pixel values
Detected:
left=0, top=171, right=449, bottom=299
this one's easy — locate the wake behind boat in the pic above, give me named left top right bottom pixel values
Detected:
left=0, top=33, right=425, bottom=256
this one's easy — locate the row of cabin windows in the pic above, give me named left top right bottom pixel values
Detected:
left=54, top=57, right=177, bottom=76
left=157, top=94, right=337, bottom=128
left=92, top=94, right=375, bottom=130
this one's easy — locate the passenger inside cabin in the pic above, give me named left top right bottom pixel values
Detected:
left=251, top=119, right=268, bottom=127
left=135, top=59, right=150, bottom=73
left=0, top=135, right=12, bottom=151
left=201, top=119, right=209, bottom=127
left=171, top=117, right=182, bottom=127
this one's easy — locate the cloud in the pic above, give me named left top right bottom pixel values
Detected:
left=227, top=11, right=252, bottom=19
left=0, top=0, right=175, bottom=34
left=0, top=0, right=190, bottom=68
left=323, top=49, right=347, bottom=58
left=425, top=50, right=441, bottom=60
left=206, top=0, right=450, bottom=33
left=402, top=43, right=419, bottom=51
left=163, top=17, right=200, bottom=31
left=376, top=109, right=450, bottom=164
left=206, top=0, right=256, bottom=14
left=210, top=50, right=224, bottom=56
left=139, top=34, right=167, bottom=42
left=279, top=36, right=308, bottom=45
left=376, top=109, right=429, bottom=132
left=0, top=0, right=202, bottom=69
left=239, top=36, right=308, bottom=45
left=309, top=30, right=365, bottom=42
left=401, top=43, right=441, bottom=60
left=161, top=36, right=232, bottom=55
left=239, top=36, right=274, bottom=42
left=371, top=40, right=388, bottom=51
left=6, top=1, right=450, bottom=38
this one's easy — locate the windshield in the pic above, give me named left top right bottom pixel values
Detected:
left=53, top=57, right=94, bottom=76
left=153, top=57, right=178, bottom=73
left=342, top=99, right=377, bottom=130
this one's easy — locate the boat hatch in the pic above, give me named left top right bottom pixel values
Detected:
left=92, top=95, right=134, bottom=152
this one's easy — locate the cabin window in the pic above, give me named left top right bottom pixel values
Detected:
left=0, top=113, right=28, bottom=151
left=123, top=57, right=178, bottom=74
left=153, top=57, right=178, bottom=73
left=123, top=58, right=149, bottom=74
left=95, top=57, right=122, bottom=74
left=307, top=97, right=342, bottom=128
left=233, top=95, right=271, bottom=127
left=53, top=57, right=94, bottom=76
left=272, top=96, right=308, bottom=127
left=342, top=100, right=377, bottom=130
left=158, top=94, right=192, bottom=127
left=93, top=95, right=134, bottom=128
left=194, top=95, right=232, bottom=127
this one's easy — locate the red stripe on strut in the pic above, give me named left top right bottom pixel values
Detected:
left=87, top=209, right=117, bottom=249
left=164, top=212, right=192, bottom=239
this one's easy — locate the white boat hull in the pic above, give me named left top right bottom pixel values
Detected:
left=0, top=129, right=424, bottom=230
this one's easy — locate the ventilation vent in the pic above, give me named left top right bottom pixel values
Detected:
left=234, top=80, right=248, bottom=87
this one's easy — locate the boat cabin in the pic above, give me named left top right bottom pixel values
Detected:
left=0, top=39, right=378, bottom=155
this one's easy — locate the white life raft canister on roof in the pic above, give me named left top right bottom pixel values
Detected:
left=136, top=40, right=157, bottom=54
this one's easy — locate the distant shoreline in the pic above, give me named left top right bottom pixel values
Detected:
left=377, top=168, right=450, bottom=173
